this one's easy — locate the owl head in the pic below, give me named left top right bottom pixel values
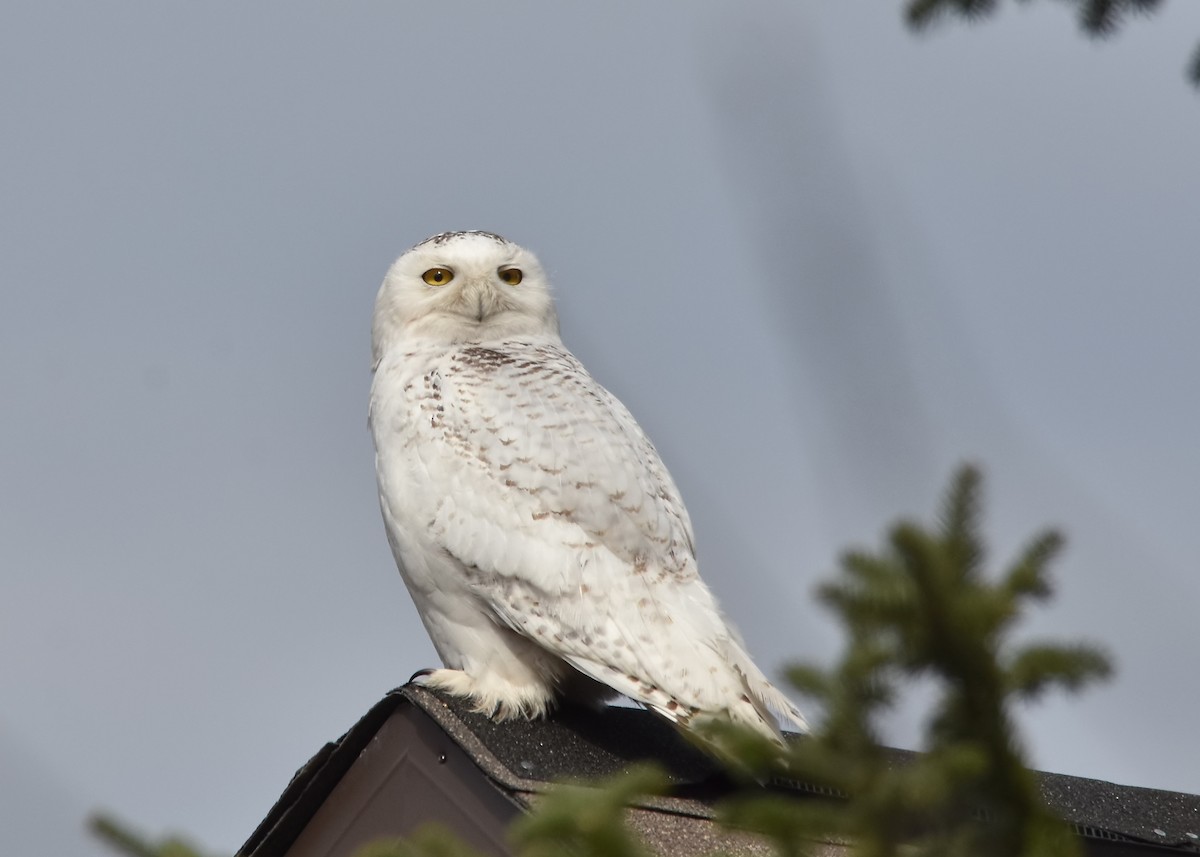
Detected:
left=372, top=231, right=559, bottom=363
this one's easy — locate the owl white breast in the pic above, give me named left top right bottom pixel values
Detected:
left=369, top=230, right=805, bottom=738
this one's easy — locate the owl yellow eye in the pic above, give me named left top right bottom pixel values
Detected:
left=421, top=267, right=454, bottom=286
left=498, top=266, right=523, bottom=286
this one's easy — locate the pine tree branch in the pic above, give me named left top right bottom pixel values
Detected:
left=1006, top=642, right=1114, bottom=700
left=1002, top=530, right=1062, bottom=603
left=902, top=0, right=1200, bottom=89
left=89, top=813, right=215, bottom=857
left=508, top=765, right=667, bottom=857
left=355, top=827, right=489, bottom=857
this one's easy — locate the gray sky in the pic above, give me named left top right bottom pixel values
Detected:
left=2, top=1, right=1198, bottom=853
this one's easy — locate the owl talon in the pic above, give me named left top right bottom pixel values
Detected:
left=418, top=667, right=557, bottom=721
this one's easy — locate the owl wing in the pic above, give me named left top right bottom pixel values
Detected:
left=388, top=340, right=801, bottom=733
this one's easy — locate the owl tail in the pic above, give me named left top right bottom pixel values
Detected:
left=562, top=643, right=807, bottom=747
left=726, top=640, right=810, bottom=739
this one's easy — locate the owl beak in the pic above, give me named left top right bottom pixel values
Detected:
left=457, top=279, right=488, bottom=322
left=466, top=280, right=499, bottom=322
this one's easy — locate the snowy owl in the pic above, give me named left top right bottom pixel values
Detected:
left=369, top=230, right=806, bottom=740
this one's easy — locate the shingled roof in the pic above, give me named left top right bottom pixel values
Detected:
left=238, top=684, right=1200, bottom=857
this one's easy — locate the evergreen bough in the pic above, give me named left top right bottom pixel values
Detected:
left=904, top=0, right=1200, bottom=88
left=715, top=464, right=1112, bottom=857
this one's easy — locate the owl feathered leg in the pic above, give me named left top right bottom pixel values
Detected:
left=417, top=624, right=576, bottom=720
left=416, top=667, right=557, bottom=720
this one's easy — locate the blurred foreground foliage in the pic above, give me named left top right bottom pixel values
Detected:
left=89, top=814, right=224, bottom=857
left=705, top=464, right=1111, bottom=857
left=92, top=466, right=1111, bottom=857
left=904, top=0, right=1200, bottom=87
